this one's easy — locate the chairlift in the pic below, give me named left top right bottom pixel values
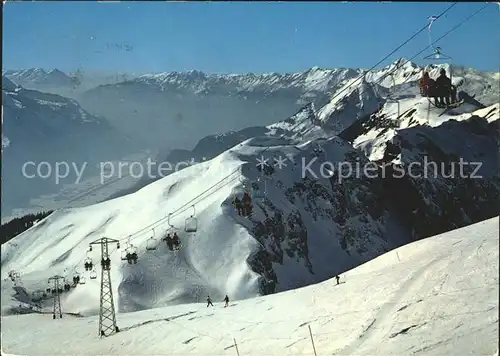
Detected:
left=424, top=15, right=453, bottom=78
left=121, top=236, right=132, bottom=260
left=145, top=238, right=157, bottom=250
left=84, top=257, right=93, bottom=271
left=166, top=213, right=182, bottom=235
left=79, top=276, right=86, bottom=285
left=167, top=213, right=174, bottom=228
left=126, top=244, right=138, bottom=264
left=422, top=46, right=462, bottom=110
left=252, top=176, right=267, bottom=200
left=89, top=269, right=97, bottom=280
left=421, top=18, right=462, bottom=111
left=185, top=205, right=197, bottom=233
left=72, top=272, right=80, bottom=285
left=424, top=46, right=452, bottom=61
left=146, top=232, right=158, bottom=251
left=121, top=249, right=129, bottom=261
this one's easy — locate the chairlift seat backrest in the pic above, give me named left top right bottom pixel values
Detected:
left=146, top=238, right=157, bottom=250
left=185, top=216, right=197, bottom=233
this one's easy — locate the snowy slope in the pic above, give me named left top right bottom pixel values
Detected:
left=2, top=216, right=498, bottom=355
left=2, top=107, right=498, bottom=314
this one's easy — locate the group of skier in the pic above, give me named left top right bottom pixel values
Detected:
left=206, top=295, right=230, bottom=308
left=233, top=192, right=253, bottom=217
left=205, top=276, right=341, bottom=310
left=419, top=68, right=458, bottom=107
left=162, top=232, right=181, bottom=251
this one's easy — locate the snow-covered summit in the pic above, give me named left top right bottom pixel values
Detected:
left=134, top=66, right=361, bottom=97
left=3, top=68, right=75, bottom=87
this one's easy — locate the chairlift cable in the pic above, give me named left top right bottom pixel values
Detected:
left=302, top=2, right=487, bottom=137
left=395, top=3, right=489, bottom=89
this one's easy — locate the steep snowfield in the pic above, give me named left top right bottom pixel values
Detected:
left=2, top=217, right=498, bottom=355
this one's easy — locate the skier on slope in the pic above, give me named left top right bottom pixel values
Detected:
left=207, top=295, right=214, bottom=307
left=223, top=295, right=229, bottom=307
left=335, top=275, right=340, bottom=285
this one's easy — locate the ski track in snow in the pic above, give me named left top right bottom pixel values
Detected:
left=340, top=254, right=444, bottom=355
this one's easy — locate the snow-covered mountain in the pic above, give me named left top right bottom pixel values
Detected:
left=77, top=66, right=362, bottom=151
left=1, top=93, right=498, bottom=308
left=2, top=68, right=138, bottom=102
left=1, top=57, right=498, bottom=354
left=5, top=59, right=497, bottom=154
left=2, top=216, right=498, bottom=355
left=2, top=68, right=76, bottom=87
left=2, top=77, right=137, bottom=218
left=103, top=57, right=498, bottom=203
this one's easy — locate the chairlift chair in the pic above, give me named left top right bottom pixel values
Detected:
left=422, top=46, right=462, bottom=110
left=185, top=205, right=197, bottom=233
left=121, top=249, right=129, bottom=261
left=89, top=269, right=97, bottom=280
left=84, top=257, right=93, bottom=271
left=145, top=237, right=157, bottom=251
left=125, top=244, right=138, bottom=264
left=121, top=236, right=132, bottom=260
left=423, top=46, right=452, bottom=61
left=145, top=228, right=158, bottom=251
left=79, top=276, right=86, bottom=285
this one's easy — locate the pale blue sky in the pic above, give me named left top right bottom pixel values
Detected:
left=3, top=2, right=499, bottom=74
